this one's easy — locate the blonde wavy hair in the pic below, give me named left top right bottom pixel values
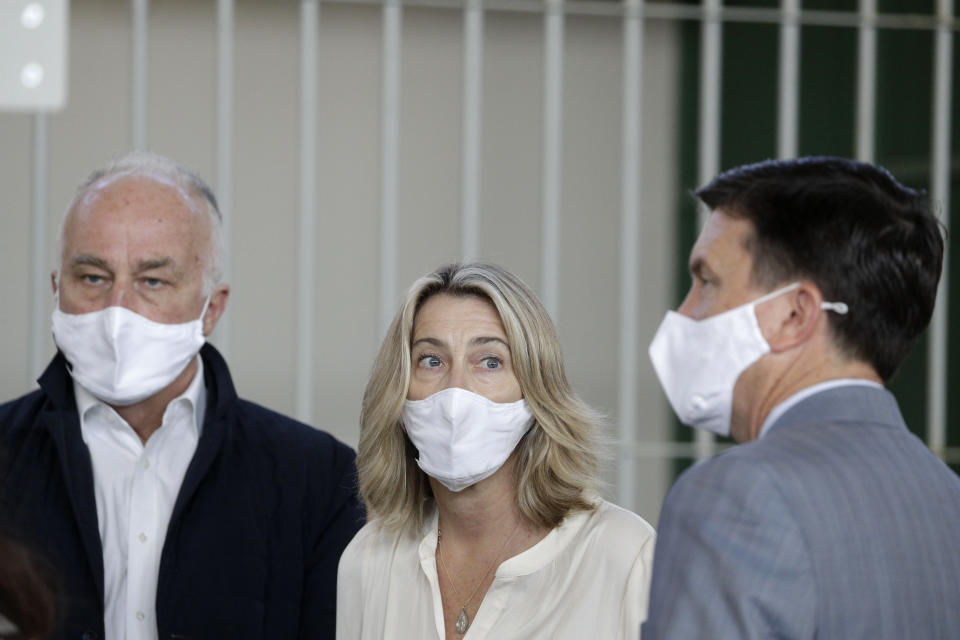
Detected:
left=357, top=262, right=602, bottom=536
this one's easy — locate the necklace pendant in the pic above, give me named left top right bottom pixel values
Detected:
left=455, top=607, right=469, bottom=634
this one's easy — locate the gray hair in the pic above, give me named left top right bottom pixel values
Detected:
left=57, top=150, right=225, bottom=294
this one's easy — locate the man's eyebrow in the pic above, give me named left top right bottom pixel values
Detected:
left=135, top=257, right=174, bottom=272
left=69, top=255, right=111, bottom=271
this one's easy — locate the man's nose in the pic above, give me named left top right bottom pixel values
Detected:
left=107, top=282, right=133, bottom=309
left=676, top=289, right=696, bottom=318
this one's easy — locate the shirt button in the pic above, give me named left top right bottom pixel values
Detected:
left=138, top=532, right=147, bottom=543
left=143, top=459, right=150, bottom=469
left=136, top=611, right=145, bottom=621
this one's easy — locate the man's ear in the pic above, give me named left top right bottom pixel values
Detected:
left=202, top=284, right=230, bottom=336
left=51, top=270, right=58, bottom=294
left=757, top=282, right=823, bottom=353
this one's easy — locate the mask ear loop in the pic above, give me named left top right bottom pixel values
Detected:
left=198, top=294, right=213, bottom=322
left=820, top=301, right=848, bottom=315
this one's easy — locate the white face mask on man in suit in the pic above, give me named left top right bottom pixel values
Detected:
left=51, top=288, right=210, bottom=407
left=648, top=282, right=849, bottom=437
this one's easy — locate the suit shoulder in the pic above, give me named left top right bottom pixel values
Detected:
left=0, top=389, right=47, bottom=435
left=664, top=444, right=787, bottom=518
left=232, top=398, right=354, bottom=453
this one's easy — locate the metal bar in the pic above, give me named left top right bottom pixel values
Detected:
left=297, top=0, right=319, bottom=424
left=623, top=440, right=735, bottom=460
left=777, top=0, right=800, bottom=159
left=695, top=0, right=723, bottom=461
left=131, top=0, right=148, bottom=149
left=856, top=0, right=877, bottom=162
left=29, top=114, right=49, bottom=387
left=618, top=0, right=643, bottom=512
left=461, top=0, right=483, bottom=261
left=216, top=0, right=234, bottom=359
left=380, top=0, right=402, bottom=337
left=324, top=0, right=960, bottom=30
left=541, top=0, right=563, bottom=320
left=927, top=0, right=953, bottom=456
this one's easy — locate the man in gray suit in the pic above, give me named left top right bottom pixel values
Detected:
left=642, top=157, right=960, bottom=638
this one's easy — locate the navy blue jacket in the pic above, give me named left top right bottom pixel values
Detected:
left=0, top=344, right=364, bottom=640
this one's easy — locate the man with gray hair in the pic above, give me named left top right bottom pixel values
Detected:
left=0, top=151, right=364, bottom=640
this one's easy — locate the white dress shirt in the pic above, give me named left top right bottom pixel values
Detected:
left=758, top=378, right=884, bottom=438
left=75, top=356, right=205, bottom=640
left=336, top=499, right=656, bottom=640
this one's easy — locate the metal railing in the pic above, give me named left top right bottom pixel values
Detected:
left=24, top=0, right=957, bottom=513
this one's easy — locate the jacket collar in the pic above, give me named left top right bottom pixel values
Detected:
left=163, top=343, right=236, bottom=564
left=766, top=385, right=906, bottom=436
left=35, top=352, right=105, bottom=607
left=37, top=350, right=76, bottom=410
left=38, top=343, right=238, bottom=418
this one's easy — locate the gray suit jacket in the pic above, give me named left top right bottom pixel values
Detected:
left=642, top=386, right=960, bottom=639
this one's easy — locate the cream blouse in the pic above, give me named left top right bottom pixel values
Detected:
left=336, top=499, right=656, bottom=640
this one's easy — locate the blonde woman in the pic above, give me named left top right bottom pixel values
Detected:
left=337, top=263, right=655, bottom=639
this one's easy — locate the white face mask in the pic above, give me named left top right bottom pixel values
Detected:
left=648, top=282, right=848, bottom=437
left=402, top=387, right=534, bottom=493
left=51, top=294, right=210, bottom=406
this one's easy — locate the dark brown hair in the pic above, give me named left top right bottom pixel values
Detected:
left=696, top=156, right=945, bottom=381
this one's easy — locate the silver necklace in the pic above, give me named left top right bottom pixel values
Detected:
left=437, top=523, right=521, bottom=634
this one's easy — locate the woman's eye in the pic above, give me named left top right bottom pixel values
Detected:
left=480, top=356, right=502, bottom=370
left=418, top=355, right=443, bottom=368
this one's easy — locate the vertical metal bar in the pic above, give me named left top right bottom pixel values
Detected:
left=131, top=0, right=148, bottom=149
left=856, top=0, right=877, bottom=162
left=297, top=0, right=319, bottom=424
left=216, top=0, right=234, bottom=359
left=461, top=0, right=484, bottom=262
left=695, top=0, right=723, bottom=461
left=29, top=114, right=49, bottom=387
left=927, top=0, right=953, bottom=456
left=618, top=0, right=643, bottom=512
left=380, top=0, right=402, bottom=337
left=777, top=0, right=800, bottom=159
left=542, top=0, right=564, bottom=321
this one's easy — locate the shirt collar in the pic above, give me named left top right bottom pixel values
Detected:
left=417, top=499, right=597, bottom=579
left=758, top=378, right=884, bottom=439
left=73, top=354, right=207, bottom=436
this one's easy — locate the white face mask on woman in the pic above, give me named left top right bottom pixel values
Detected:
left=648, top=282, right=848, bottom=437
left=402, top=387, right=534, bottom=493
left=51, top=293, right=210, bottom=407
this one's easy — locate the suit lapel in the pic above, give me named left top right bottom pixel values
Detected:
left=42, top=405, right=106, bottom=606
left=164, top=344, right=233, bottom=551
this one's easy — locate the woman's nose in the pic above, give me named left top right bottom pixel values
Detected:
left=445, top=363, right=473, bottom=394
